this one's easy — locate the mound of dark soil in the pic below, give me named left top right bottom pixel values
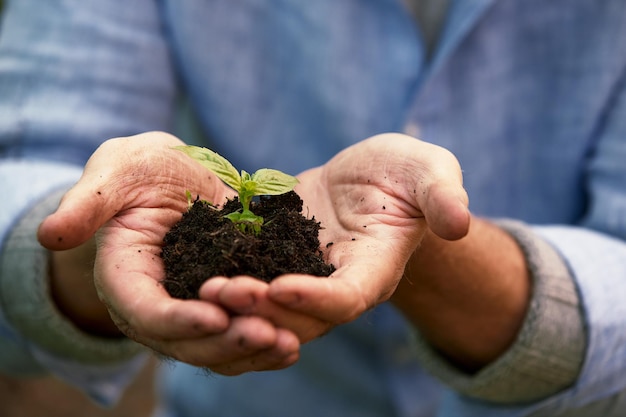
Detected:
left=161, top=191, right=335, bottom=300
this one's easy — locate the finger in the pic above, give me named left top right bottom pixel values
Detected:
left=209, top=328, right=300, bottom=375
left=94, top=248, right=230, bottom=341
left=268, top=266, right=386, bottom=324
left=399, top=140, right=470, bottom=241
left=200, top=277, right=271, bottom=316
left=36, top=135, right=175, bottom=250
left=37, top=132, right=227, bottom=250
left=103, top=281, right=231, bottom=342
left=95, top=246, right=301, bottom=371
left=422, top=182, right=470, bottom=241
left=200, top=277, right=332, bottom=343
left=151, top=316, right=298, bottom=371
left=37, top=178, right=123, bottom=250
left=324, top=133, right=470, bottom=241
left=199, top=277, right=231, bottom=304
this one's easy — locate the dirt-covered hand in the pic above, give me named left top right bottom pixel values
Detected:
left=37, top=132, right=299, bottom=374
left=266, top=133, right=470, bottom=332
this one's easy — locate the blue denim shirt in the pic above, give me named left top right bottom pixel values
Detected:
left=1, top=0, right=626, bottom=416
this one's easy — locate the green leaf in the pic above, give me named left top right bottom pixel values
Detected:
left=225, top=210, right=264, bottom=235
left=239, top=179, right=259, bottom=196
left=174, top=145, right=300, bottom=235
left=241, top=170, right=252, bottom=183
left=251, top=168, right=299, bottom=195
left=173, top=145, right=242, bottom=191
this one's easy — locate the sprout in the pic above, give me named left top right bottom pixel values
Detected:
left=174, top=145, right=299, bottom=234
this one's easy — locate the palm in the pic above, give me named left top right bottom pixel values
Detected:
left=89, top=137, right=234, bottom=307
left=38, top=133, right=301, bottom=373
left=268, top=134, right=469, bottom=324
left=296, top=170, right=426, bottom=312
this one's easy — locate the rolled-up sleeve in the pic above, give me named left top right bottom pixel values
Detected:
left=413, top=52, right=626, bottom=417
left=411, top=220, right=585, bottom=405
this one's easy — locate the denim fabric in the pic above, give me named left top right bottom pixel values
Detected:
left=1, top=0, right=626, bottom=416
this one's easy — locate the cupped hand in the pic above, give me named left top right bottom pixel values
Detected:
left=201, top=133, right=469, bottom=343
left=37, top=132, right=299, bottom=374
left=271, top=133, right=469, bottom=323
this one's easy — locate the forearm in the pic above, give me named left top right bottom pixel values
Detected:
left=0, top=189, right=142, bottom=365
left=49, top=238, right=123, bottom=338
left=392, top=218, right=586, bottom=404
left=391, top=216, right=531, bottom=371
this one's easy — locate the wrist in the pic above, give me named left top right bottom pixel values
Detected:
left=405, top=220, right=585, bottom=403
left=49, top=239, right=123, bottom=338
left=391, top=217, right=530, bottom=371
left=1, top=189, right=141, bottom=364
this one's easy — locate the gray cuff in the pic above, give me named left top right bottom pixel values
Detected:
left=0, top=189, right=144, bottom=365
left=412, top=219, right=586, bottom=404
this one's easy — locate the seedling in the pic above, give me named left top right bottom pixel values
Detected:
left=174, top=145, right=299, bottom=234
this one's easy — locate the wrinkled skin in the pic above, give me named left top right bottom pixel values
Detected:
left=202, top=133, right=469, bottom=346
left=38, top=131, right=468, bottom=375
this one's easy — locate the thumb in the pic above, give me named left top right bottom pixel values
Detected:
left=37, top=173, right=120, bottom=250
left=421, top=182, right=470, bottom=241
left=38, top=131, right=190, bottom=251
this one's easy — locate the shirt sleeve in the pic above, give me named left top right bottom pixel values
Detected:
left=413, top=54, right=626, bottom=417
left=411, top=219, right=586, bottom=404
left=0, top=0, right=178, bottom=246
left=0, top=0, right=177, bottom=406
left=0, top=188, right=149, bottom=406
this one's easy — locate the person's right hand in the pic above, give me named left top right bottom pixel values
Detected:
left=38, top=132, right=300, bottom=375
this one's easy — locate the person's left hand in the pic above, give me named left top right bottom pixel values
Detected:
left=200, top=133, right=470, bottom=342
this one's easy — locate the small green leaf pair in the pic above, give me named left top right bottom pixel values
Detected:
left=174, top=145, right=299, bottom=234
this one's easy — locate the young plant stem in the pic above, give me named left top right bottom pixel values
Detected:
left=174, top=145, right=299, bottom=235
